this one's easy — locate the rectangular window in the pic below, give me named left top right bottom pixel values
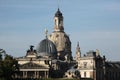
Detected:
left=84, top=62, right=87, bottom=68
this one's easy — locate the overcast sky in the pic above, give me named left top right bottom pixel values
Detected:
left=0, top=0, right=120, bottom=61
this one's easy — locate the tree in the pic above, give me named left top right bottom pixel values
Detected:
left=0, top=53, right=2, bottom=61
left=0, top=53, right=3, bottom=79
left=0, top=54, right=19, bottom=80
left=0, top=49, right=4, bottom=61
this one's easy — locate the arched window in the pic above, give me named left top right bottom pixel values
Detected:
left=55, top=19, right=57, bottom=25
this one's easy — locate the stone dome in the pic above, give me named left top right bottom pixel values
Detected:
left=36, top=38, right=57, bottom=58
left=48, top=31, right=72, bottom=60
left=49, top=32, right=71, bottom=52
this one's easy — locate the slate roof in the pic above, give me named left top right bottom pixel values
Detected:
left=105, top=62, right=120, bottom=69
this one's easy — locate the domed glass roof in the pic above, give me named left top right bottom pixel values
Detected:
left=36, top=38, right=57, bottom=58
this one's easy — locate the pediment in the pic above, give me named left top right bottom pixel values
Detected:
left=20, top=62, right=49, bottom=69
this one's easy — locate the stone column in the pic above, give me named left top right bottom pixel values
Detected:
left=26, top=71, right=27, bottom=78
left=23, top=71, right=25, bottom=78
left=46, top=71, right=49, bottom=78
left=93, top=70, right=96, bottom=80
left=37, top=71, right=39, bottom=78
left=35, top=71, right=36, bottom=78
left=14, top=73, right=17, bottom=78
left=44, top=71, right=46, bottom=78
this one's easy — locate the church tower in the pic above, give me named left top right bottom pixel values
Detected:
left=49, top=8, right=72, bottom=61
left=54, top=8, right=64, bottom=32
left=75, top=42, right=81, bottom=60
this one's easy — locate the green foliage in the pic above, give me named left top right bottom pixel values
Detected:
left=0, top=54, right=19, bottom=80
left=0, top=53, right=2, bottom=61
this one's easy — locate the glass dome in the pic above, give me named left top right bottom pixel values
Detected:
left=36, top=39, right=57, bottom=58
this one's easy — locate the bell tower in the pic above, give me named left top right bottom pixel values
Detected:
left=54, top=8, right=64, bottom=32
left=49, top=8, right=72, bottom=61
